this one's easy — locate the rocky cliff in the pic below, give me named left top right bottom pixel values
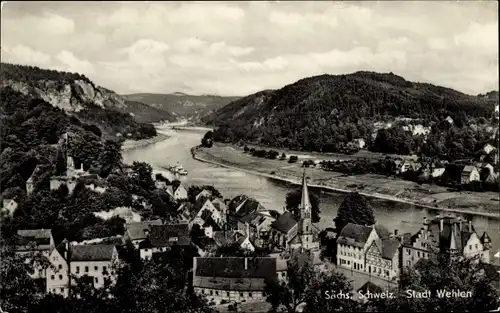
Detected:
left=0, top=63, right=174, bottom=136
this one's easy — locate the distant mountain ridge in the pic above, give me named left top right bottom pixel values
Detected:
left=123, top=93, right=240, bottom=122
left=202, top=71, right=498, bottom=153
left=0, top=63, right=174, bottom=137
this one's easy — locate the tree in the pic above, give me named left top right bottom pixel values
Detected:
left=303, top=272, right=360, bottom=313
left=98, top=139, right=123, bottom=177
left=201, top=131, right=213, bottom=148
left=334, top=192, right=375, bottom=234
left=285, top=188, right=321, bottom=223
left=264, top=262, right=316, bottom=313
left=366, top=256, right=500, bottom=312
left=131, top=161, right=155, bottom=191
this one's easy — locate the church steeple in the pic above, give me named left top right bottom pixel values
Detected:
left=299, top=170, right=312, bottom=219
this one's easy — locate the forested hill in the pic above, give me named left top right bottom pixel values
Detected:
left=202, top=72, right=499, bottom=157
left=0, top=62, right=174, bottom=131
left=123, top=92, right=240, bottom=123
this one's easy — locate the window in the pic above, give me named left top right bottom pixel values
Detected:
left=202, top=289, right=205, bottom=295
left=85, top=266, right=89, bottom=272
left=60, top=288, right=64, bottom=293
left=51, top=275, right=55, bottom=280
left=249, top=293, right=253, bottom=298
left=59, top=274, right=63, bottom=280
left=95, top=277, right=99, bottom=283
left=469, top=245, right=472, bottom=250
left=94, top=266, right=98, bottom=271
left=215, top=291, right=219, bottom=296
left=475, top=244, right=478, bottom=249
left=58, top=264, right=62, bottom=270
left=306, top=226, right=309, bottom=232
left=417, top=251, right=420, bottom=258
left=103, top=266, right=107, bottom=272
left=145, top=248, right=149, bottom=252
left=210, top=290, right=213, bottom=295
left=76, top=266, right=80, bottom=274
left=406, top=249, right=411, bottom=255
left=240, top=293, right=244, bottom=297
left=281, top=272, right=285, bottom=277
left=227, top=292, right=230, bottom=297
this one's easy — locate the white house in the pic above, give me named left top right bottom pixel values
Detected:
left=172, top=184, right=188, bottom=200
left=2, top=198, right=19, bottom=216
left=180, top=198, right=225, bottom=230
left=69, top=244, right=120, bottom=290
left=46, top=239, right=70, bottom=297
left=483, top=143, right=497, bottom=155
left=15, top=229, right=55, bottom=280
left=461, top=165, right=481, bottom=184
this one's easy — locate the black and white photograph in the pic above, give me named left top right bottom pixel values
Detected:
left=0, top=1, right=499, bottom=312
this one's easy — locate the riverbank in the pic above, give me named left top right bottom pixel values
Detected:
left=191, top=144, right=500, bottom=219
left=121, top=133, right=170, bottom=151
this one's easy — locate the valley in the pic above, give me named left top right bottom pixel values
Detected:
left=194, top=142, right=500, bottom=217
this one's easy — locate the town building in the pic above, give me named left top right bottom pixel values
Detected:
left=269, top=171, right=320, bottom=252
left=236, top=211, right=276, bottom=247
left=483, top=143, right=497, bottom=155
left=211, top=229, right=255, bottom=253
left=227, top=196, right=266, bottom=229
left=15, top=229, right=55, bottom=280
left=274, top=249, right=323, bottom=281
left=336, top=223, right=400, bottom=281
left=401, top=215, right=492, bottom=269
left=178, top=198, right=225, bottom=230
left=46, top=239, right=70, bottom=297
left=170, top=184, right=188, bottom=200
left=192, top=257, right=277, bottom=305
left=139, top=223, right=191, bottom=260
left=68, top=244, right=120, bottom=292
left=1, top=198, right=18, bottom=216
left=124, top=219, right=163, bottom=249
left=460, top=165, right=481, bottom=184
left=195, top=189, right=212, bottom=201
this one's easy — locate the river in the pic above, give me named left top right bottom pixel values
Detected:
left=122, top=126, right=500, bottom=254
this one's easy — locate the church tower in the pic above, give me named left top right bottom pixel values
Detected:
left=298, top=170, right=314, bottom=250
left=64, top=133, right=76, bottom=177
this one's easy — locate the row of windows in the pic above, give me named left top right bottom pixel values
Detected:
left=339, top=250, right=362, bottom=259
left=75, top=265, right=107, bottom=274
left=48, top=287, right=65, bottom=294
left=201, top=289, right=264, bottom=298
left=50, top=275, right=101, bottom=283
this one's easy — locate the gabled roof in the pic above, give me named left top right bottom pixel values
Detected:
left=239, top=212, right=267, bottom=226
left=234, top=199, right=264, bottom=218
left=357, top=281, right=383, bottom=294
left=55, top=239, right=70, bottom=260
left=462, top=165, right=478, bottom=175
left=126, top=219, right=163, bottom=241
left=271, top=211, right=299, bottom=233
left=381, top=239, right=400, bottom=259
left=194, top=257, right=277, bottom=279
left=70, top=244, right=115, bottom=262
left=211, top=198, right=227, bottom=213
left=27, top=165, right=43, bottom=182
left=16, top=229, right=52, bottom=248
left=337, top=223, right=373, bottom=247
left=147, top=223, right=190, bottom=248
left=480, top=232, right=491, bottom=244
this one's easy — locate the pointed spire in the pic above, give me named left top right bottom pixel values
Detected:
left=299, top=170, right=312, bottom=215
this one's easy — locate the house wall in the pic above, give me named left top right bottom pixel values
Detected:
left=70, top=260, right=116, bottom=288
left=47, top=249, right=70, bottom=297
left=240, top=237, right=255, bottom=252
left=50, top=179, right=76, bottom=194
left=196, top=190, right=211, bottom=201
left=174, top=186, right=188, bottom=200
left=194, top=287, right=266, bottom=305
left=195, top=200, right=224, bottom=226
left=337, top=243, right=364, bottom=271
left=463, top=233, right=485, bottom=260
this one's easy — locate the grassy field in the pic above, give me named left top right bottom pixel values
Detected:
left=195, top=143, right=500, bottom=216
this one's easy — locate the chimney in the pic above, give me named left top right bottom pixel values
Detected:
left=244, top=257, right=248, bottom=270
left=440, top=217, right=444, bottom=232
left=468, top=220, right=472, bottom=232
left=245, top=222, right=250, bottom=238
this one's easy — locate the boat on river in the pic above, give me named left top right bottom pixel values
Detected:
left=167, top=162, right=188, bottom=176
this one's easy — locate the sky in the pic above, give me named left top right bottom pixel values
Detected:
left=0, top=1, right=498, bottom=96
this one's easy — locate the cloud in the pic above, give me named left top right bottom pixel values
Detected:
left=55, top=50, right=95, bottom=75
left=1, top=45, right=52, bottom=66
left=1, top=2, right=498, bottom=96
